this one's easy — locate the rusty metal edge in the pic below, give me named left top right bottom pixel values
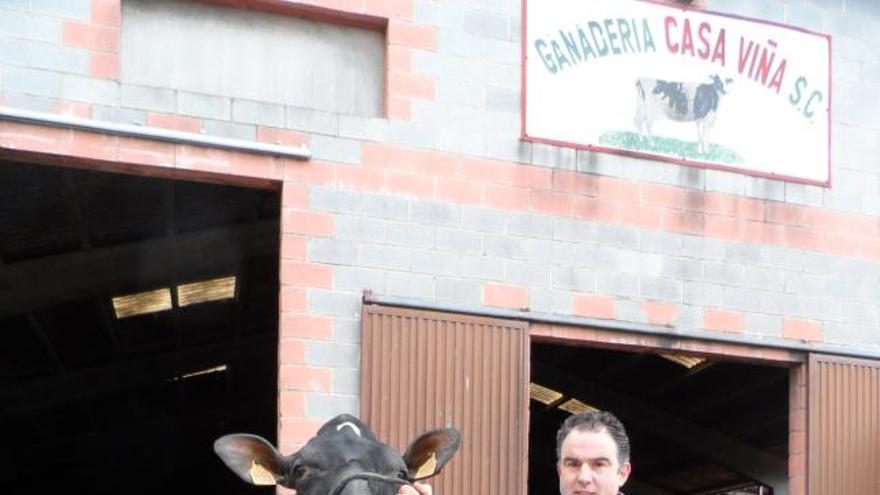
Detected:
left=362, top=292, right=880, bottom=361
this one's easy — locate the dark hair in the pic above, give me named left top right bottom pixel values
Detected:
left=555, top=410, right=630, bottom=465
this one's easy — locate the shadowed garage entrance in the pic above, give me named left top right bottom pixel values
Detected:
left=0, top=160, right=279, bottom=494
left=528, top=341, right=791, bottom=495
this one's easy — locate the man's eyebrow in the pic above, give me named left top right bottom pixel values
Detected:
left=562, top=455, right=612, bottom=463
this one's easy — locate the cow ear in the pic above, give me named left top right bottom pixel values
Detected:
left=402, top=428, right=462, bottom=481
left=214, top=434, right=289, bottom=486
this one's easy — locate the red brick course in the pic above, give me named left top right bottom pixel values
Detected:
left=572, top=294, right=617, bottom=319
left=280, top=314, right=334, bottom=340
left=703, top=309, right=745, bottom=333
left=279, top=364, right=333, bottom=392
left=279, top=339, right=307, bottom=364
left=281, top=210, right=335, bottom=237
left=387, top=20, right=437, bottom=51
left=91, top=0, right=122, bottom=26
left=89, top=51, right=119, bottom=78
left=641, top=301, right=679, bottom=326
left=783, top=318, right=823, bottom=342
left=280, top=261, right=334, bottom=288
left=63, top=21, right=119, bottom=51
left=483, top=283, right=529, bottom=310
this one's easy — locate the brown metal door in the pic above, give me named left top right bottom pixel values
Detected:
left=360, top=304, right=529, bottom=495
left=808, top=354, right=880, bottom=494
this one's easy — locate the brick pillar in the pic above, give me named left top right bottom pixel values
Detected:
left=276, top=169, right=336, bottom=453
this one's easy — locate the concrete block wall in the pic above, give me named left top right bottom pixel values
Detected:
left=1, top=0, right=879, bottom=458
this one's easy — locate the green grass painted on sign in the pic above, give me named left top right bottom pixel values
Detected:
left=598, top=130, right=745, bottom=165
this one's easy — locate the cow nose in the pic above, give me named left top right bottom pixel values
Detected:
left=335, top=474, right=404, bottom=495
left=333, top=465, right=399, bottom=495
left=338, top=477, right=370, bottom=495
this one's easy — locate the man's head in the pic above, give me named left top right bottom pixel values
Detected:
left=556, top=410, right=631, bottom=495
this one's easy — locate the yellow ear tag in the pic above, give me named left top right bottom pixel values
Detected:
left=249, top=460, right=277, bottom=485
left=414, top=452, right=438, bottom=479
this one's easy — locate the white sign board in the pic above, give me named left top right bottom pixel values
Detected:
left=524, top=0, right=831, bottom=185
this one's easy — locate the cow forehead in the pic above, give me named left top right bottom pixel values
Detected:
left=298, top=432, right=405, bottom=469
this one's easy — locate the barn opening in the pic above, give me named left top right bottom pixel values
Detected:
left=528, top=340, right=792, bottom=495
left=0, top=159, right=280, bottom=494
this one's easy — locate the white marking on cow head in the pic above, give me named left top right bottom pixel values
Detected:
left=336, top=421, right=362, bottom=436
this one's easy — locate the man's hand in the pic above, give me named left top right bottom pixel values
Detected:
left=398, top=482, right=433, bottom=495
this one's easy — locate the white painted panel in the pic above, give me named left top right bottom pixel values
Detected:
left=122, top=0, right=383, bottom=117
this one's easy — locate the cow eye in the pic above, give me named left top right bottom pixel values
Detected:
left=291, top=465, right=309, bottom=481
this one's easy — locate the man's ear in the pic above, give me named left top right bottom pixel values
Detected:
left=402, top=428, right=461, bottom=480
left=618, top=461, right=632, bottom=486
left=214, top=434, right=290, bottom=486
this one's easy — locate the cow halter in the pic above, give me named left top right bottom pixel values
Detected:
left=328, top=472, right=413, bottom=495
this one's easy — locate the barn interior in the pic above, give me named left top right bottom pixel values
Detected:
left=0, top=159, right=279, bottom=494
left=528, top=341, right=790, bottom=495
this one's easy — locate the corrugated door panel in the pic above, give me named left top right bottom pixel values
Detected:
left=361, top=304, right=529, bottom=495
left=808, top=354, right=880, bottom=495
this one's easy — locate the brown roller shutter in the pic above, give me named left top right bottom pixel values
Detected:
left=808, top=354, right=880, bottom=494
left=360, top=304, right=529, bottom=495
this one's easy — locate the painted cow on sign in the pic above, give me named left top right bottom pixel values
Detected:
left=634, top=75, right=733, bottom=155
left=214, top=414, right=461, bottom=495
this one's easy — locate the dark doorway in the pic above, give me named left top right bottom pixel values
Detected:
left=529, top=341, right=790, bottom=495
left=0, top=160, right=280, bottom=494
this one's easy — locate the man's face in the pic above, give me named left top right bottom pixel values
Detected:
left=557, top=428, right=631, bottom=495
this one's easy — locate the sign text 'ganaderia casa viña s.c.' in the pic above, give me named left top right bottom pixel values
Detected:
left=524, top=0, right=831, bottom=185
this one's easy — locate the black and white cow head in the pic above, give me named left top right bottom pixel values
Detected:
left=709, top=74, right=733, bottom=95
left=214, top=414, right=461, bottom=495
